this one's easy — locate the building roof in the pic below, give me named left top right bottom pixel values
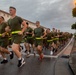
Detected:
left=0, top=10, right=47, bottom=29
left=0, top=10, right=10, bottom=15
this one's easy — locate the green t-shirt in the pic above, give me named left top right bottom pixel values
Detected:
left=0, top=22, right=7, bottom=34
left=58, top=32, right=63, bottom=38
left=7, top=16, right=23, bottom=32
left=53, top=32, right=57, bottom=37
left=34, top=27, right=44, bottom=37
left=0, top=22, right=8, bottom=39
left=46, top=32, right=53, bottom=40
left=25, top=27, right=33, bottom=37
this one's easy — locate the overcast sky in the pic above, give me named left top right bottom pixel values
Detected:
left=0, top=0, right=75, bottom=33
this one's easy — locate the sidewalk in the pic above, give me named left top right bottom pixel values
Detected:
left=55, top=58, right=73, bottom=75
left=62, top=39, right=74, bottom=55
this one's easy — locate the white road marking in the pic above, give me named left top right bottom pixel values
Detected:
left=22, top=52, right=58, bottom=58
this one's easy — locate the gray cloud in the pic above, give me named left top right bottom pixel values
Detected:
left=0, top=0, right=75, bottom=33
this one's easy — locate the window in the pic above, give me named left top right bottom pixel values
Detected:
left=3, top=13, right=5, bottom=16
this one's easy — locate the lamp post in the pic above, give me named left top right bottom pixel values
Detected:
left=72, top=0, right=76, bottom=34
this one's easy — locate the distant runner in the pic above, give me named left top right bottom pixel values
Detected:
left=33, top=21, right=46, bottom=60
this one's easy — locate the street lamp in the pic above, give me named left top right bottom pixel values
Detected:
left=74, top=0, right=76, bottom=7
left=72, top=0, right=76, bottom=17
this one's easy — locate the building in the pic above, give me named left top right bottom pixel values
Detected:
left=0, top=10, right=47, bottom=30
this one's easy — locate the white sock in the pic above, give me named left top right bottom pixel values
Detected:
left=10, top=52, right=12, bottom=55
left=18, top=57, right=22, bottom=60
left=27, top=51, right=29, bottom=54
left=4, top=58, right=7, bottom=60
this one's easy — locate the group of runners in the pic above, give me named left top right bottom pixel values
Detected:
left=0, top=6, right=72, bottom=67
left=23, top=23, right=72, bottom=57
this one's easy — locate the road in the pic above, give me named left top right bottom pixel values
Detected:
left=0, top=38, right=74, bottom=75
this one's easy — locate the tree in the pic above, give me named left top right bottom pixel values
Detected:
left=71, top=23, right=76, bottom=30
left=71, top=23, right=76, bottom=39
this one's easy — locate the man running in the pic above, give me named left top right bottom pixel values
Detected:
left=33, top=21, right=46, bottom=60
left=52, top=28, right=59, bottom=53
left=7, top=6, right=27, bottom=67
left=45, top=28, right=54, bottom=55
left=24, top=22, right=34, bottom=57
left=0, top=16, right=13, bottom=64
left=57, top=30, right=64, bottom=47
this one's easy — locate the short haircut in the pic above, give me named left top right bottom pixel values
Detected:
left=0, top=16, right=4, bottom=20
left=9, top=6, right=16, bottom=10
left=36, top=21, right=40, bottom=23
left=26, top=22, right=29, bottom=25
left=47, top=28, right=50, bottom=30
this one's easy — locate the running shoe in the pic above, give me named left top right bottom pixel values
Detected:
left=17, top=58, right=25, bottom=67
left=10, top=51, right=14, bottom=59
left=1, top=59, right=8, bottom=64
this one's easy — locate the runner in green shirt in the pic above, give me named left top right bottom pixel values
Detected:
left=6, top=7, right=27, bottom=67
left=0, top=16, right=13, bottom=64
left=24, top=22, right=34, bottom=57
left=52, top=28, right=59, bottom=53
left=58, top=30, right=64, bottom=46
left=45, top=28, right=54, bottom=55
left=33, top=21, right=46, bottom=61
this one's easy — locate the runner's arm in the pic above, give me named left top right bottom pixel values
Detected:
left=41, top=30, right=46, bottom=38
left=19, top=21, right=27, bottom=35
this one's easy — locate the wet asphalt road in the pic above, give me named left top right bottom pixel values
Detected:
left=0, top=42, right=74, bottom=75
left=0, top=54, right=74, bottom=75
left=0, top=55, right=56, bottom=75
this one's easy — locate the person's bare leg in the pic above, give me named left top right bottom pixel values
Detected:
left=24, top=42, right=27, bottom=53
left=12, top=43, right=21, bottom=58
left=25, top=43, right=30, bottom=57
left=37, top=45, right=43, bottom=60
left=32, top=44, right=36, bottom=56
left=0, top=47, right=10, bottom=54
left=1, top=52, right=6, bottom=58
left=0, top=52, right=8, bottom=64
left=0, top=46, right=14, bottom=60
left=12, top=43, right=25, bottom=67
